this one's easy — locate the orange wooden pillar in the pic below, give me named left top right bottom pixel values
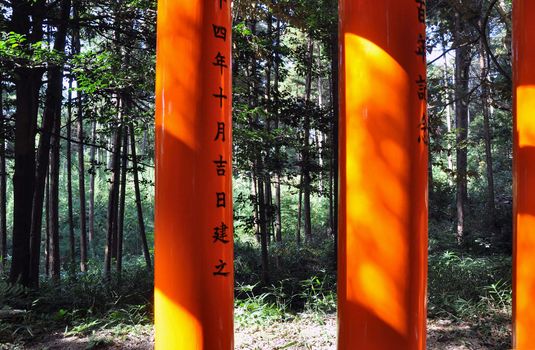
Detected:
left=154, top=0, right=233, bottom=349
left=513, top=1, right=535, bottom=348
left=338, top=1, right=428, bottom=349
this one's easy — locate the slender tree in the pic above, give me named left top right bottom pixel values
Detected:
left=66, top=80, right=76, bottom=267
left=302, top=36, right=314, bottom=241
left=73, top=0, right=88, bottom=272
left=88, top=120, right=97, bottom=250
left=329, top=26, right=339, bottom=261
left=130, top=123, right=152, bottom=268
left=0, top=77, right=6, bottom=270
left=454, top=10, right=471, bottom=244
left=48, top=97, right=62, bottom=282
left=479, top=16, right=497, bottom=234
left=296, top=179, right=302, bottom=244
left=273, top=18, right=283, bottom=246
left=28, top=0, right=71, bottom=287
left=116, top=126, right=128, bottom=274
left=44, top=170, right=50, bottom=277
left=10, top=0, right=47, bottom=286
left=104, top=100, right=123, bottom=278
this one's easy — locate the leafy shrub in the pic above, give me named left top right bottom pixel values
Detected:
left=428, top=250, right=511, bottom=319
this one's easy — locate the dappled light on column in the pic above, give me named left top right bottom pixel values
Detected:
left=338, top=1, right=428, bottom=349
left=345, top=34, right=410, bottom=336
left=513, top=1, right=535, bottom=347
left=154, top=0, right=233, bottom=349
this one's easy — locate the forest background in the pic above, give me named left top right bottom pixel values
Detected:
left=0, top=0, right=514, bottom=348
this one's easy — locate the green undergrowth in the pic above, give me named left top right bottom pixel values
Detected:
left=428, top=251, right=511, bottom=318
left=0, top=259, right=153, bottom=346
left=427, top=250, right=512, bottom=347
left=234, top=237, right=337, bottom=327
left=1, top=236, right=513, bottom=347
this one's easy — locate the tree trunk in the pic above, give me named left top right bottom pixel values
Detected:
left=9, top=0, right=46, bottom=288
left=275, top=174, right=282, bottom=243
left=116, top=126, right=128, bottom=274
left=88, top=120, right=97, bottom=251
left=10, top=73, right=42, bottom=286
left=479, top=19, right=497, bottom=234
left=330, top=28, right=339, bottom=263
left=444, top=43, right=454, bottom=185
left=257, top=167, right=269, bottom=285
left=302, top=37, right=314, bottom=241
left=296, top=177, right=302, bottom=245
left=264, top=14, right=273, bottom=246
left=66, top=81, right=76, bottom=268
left=274, top=174, right=282, bottom=269
left=252, top=171, right=260, bottom=244
left=48, top=100, right=61, bottom=282
left=104, top=101, right=123, bottom=278
left=0, top=78, right=6, bottom=270
left=317, top=50, right=325, bottom=194
left=73, top=0, right=88, bottom=272
left=454, top=12, right=470, bottom=244
left=27, top=0, right=71, bottom=287
left=316, top=131, right=324, bottom=195
left=273, top=18, right=283, bottom=245
left=328, top=130, right=334, bottom=235
left=77, top=95, right=88, bottom=272
left=264, top=176, right=273, bottom=244
left=45, top=170, right=50, bottom=277
left=129, top=123, right=151, bottom=268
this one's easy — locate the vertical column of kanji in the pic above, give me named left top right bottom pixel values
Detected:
left=206, top=0, right=234, bottom=348
left=154, top=0, right=233, bottom=349
left=513, top=0, right=535, bottom=348
left=338, top=1, right=427, bottom=349
left=411, top=2, right=429, bottom=349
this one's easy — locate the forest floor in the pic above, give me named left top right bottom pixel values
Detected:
left=3, top=312, right=510, bottom=349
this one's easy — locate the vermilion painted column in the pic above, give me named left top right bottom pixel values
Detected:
left=338, top=1, right=428, bottom=349
left=513, top=1, right=535, bottom=348
left=154, top=0, right=233, bottom=349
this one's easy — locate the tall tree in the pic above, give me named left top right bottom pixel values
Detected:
left=66, top=80, right=76, bottom=267
left=44, top=171, right=50, bottom=277
left=130, top=123, right=152, bottom=268
left=273, top=18, right=283, bottom=246
left=116, top=126, right=128, bottom=274
left=10, top=0, right=47, bottom=286
left=28, top=0, right=71, bottom=287
left=302, top=36, right=314, bottom=241
left=73, top=0, right=88, bottom=272
left=453, top=9, right=471, bottom=244
left=479, top=14, right=497, bottom=234
left=48, top=94, right=62, bottom=282
left=88, top=120, right=97, bottom=251
left=104, top=103, right=123, bottom=278
left=0, top=76, right=6, bottom=270
left=329, top=18, right=339, bottom=261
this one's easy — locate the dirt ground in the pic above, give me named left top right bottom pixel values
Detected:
left=2, top=313, right=510, bottom=350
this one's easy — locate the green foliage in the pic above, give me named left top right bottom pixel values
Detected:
left=235, top=283, right=290, bottom=327
left=0, top=259, right=153, bottom=345
left=299, top=274, right=336, bottom=316
left=0, top=278, right=26, bottom=308
left=71, top=51, right=117, bottom=94
left=428, top=250, right=511, bottom=319
left=0, top=31, right=63, bottom=65
left=235, top=236, right=336, bottom=316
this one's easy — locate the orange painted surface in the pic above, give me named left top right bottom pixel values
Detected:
left=338, top=1, right=428, bottom=349
left=154, top=0, right=233, bottom=349
left=513, top=1, right=535, bottom=348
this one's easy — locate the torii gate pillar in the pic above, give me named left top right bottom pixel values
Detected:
left=513, top=0, right=535, bottom=348
left=154, top=0, right=234, bottom=349
left=338, top=1, right=428, bottom=349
